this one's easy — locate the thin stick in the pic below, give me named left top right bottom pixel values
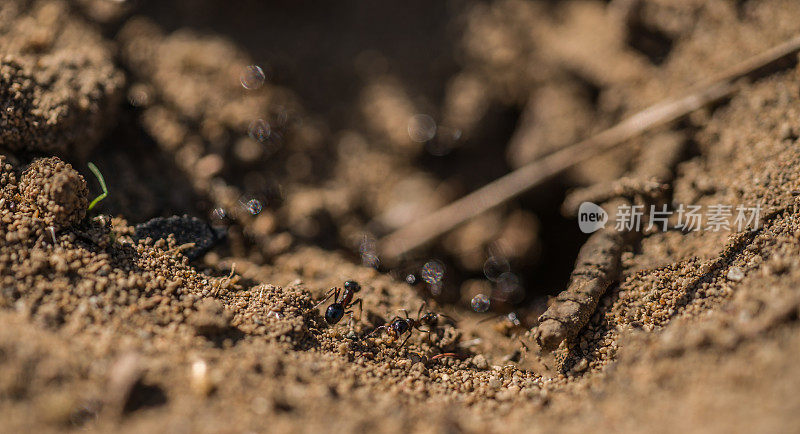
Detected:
left=378, top=35, right=800, bottom=260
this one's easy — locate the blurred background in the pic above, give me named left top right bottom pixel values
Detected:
left=62, top=0, right=794, bottom=319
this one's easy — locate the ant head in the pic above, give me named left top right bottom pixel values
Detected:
left=344, top=280, right=361, bottom=293
left=325, top=303, right=345, bottom=324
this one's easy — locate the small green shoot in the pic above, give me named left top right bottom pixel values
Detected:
left=87, top=162, right=108, bottom=211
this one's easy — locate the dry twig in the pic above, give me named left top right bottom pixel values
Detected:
left=378, top=35, right=800, bottom=260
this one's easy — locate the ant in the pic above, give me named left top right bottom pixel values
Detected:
left=414, top=302, right=457, bottom=329
left=314, top=280, right=363, bottom=325
left=367, top=302, right=455, bottom=348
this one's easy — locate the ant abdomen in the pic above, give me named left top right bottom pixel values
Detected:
left=325, top=303, right=345, bottom=324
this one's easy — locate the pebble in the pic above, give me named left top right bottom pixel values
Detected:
left=472, top=354, right=489, bottom=370
left=727, top=267, right=745, bottom=282
left=190, top=359, right=214, bottom=396
left=571, top=358, right=589, bottom=373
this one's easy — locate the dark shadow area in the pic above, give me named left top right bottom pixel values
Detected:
left=519, top=179, right=591, bottom=300
left=87, top=107, right=206, bottom=224
left=135, top=0, right=461, bottom=125
left=626, top=22, right=674, bottom=65
left=417, top=103, right=521, bottom=192
left=123, top=381, right=168, bottom=414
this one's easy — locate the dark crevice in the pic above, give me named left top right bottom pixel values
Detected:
left=123, top=382, right=168, bottom=414
left=518, top=179, right=590, bottom=301
left=626, top=22, right=674, bottom=65
left=86, top=107, right=206, bottom=224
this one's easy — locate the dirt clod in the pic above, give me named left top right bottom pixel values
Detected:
left=18, top=157, right=88, bottom=228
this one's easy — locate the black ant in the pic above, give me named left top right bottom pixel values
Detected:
left=415, top=302, right=457, bottom=329
left=367, top=302, right=455, bottom=348
left=314, top=280, right=363, bottom=325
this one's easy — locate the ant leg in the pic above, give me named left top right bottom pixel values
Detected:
left=398, top=331, right=413, bottom=348
left=397, top=308, right=409, bottom=319
left=416, top=302, right=426, bottom=319
left=414, top=326, right=432, bottom=342
left=365, top=324, right=389, bottom=339
left=350, top=298, right=363, bottom=321
left=313, top=287, right=339, bottom=309
left=366, top=315, right=401, bottom=339
left=344, top=300, right=362, bottom=328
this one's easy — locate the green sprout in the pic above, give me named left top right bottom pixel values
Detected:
left=87, top=162, right=108, bottom=211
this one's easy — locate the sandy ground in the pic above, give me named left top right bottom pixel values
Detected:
left=2, top=0, right=800, bottom=432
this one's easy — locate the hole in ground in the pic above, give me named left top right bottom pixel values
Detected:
left=518, top=179, right=589, bottom=303
left=626, top=22, right=674, bottom=65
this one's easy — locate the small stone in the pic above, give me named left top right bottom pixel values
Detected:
left=472, top=354, right=489, bottom=370
left=726, top=267, right=745, bottom=282
left=190, top=360, right=214, bottom=396
left=571, top=358, right=589, bottom=373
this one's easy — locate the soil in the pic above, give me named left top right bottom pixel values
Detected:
left=2, top=0, right=800, bottom=432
